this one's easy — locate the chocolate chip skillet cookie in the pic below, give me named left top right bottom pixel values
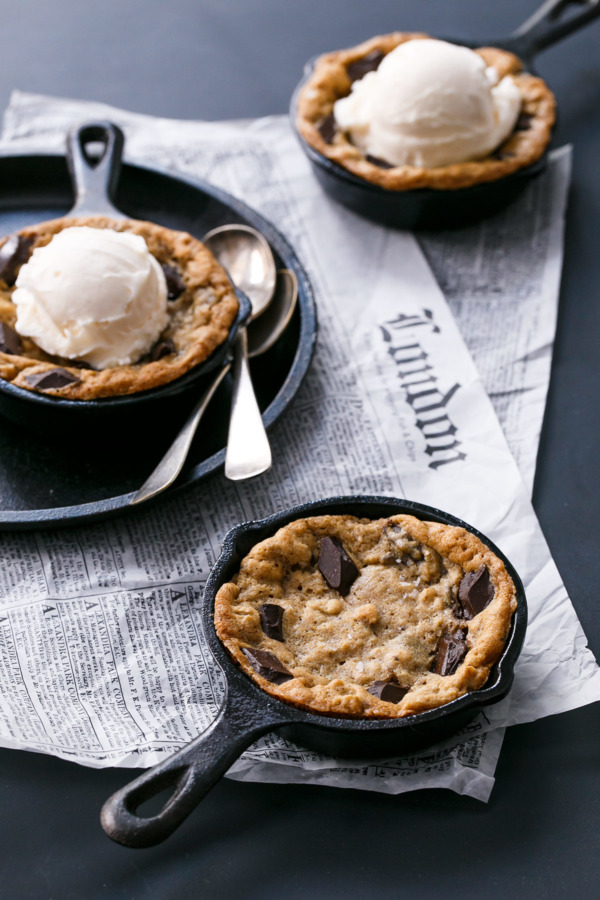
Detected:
left=214, top=514, right=518, bottom=718
left=0, top=215, right=239, bottom=400
left=296, top=33, right=555, bottom=191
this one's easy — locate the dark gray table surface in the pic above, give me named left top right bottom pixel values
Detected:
left=1, top=1, right=599, bottom=898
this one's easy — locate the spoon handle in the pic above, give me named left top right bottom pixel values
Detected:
left=225, top=328, right=272, bottom=481
left=130, top=362, right=231, bottom=505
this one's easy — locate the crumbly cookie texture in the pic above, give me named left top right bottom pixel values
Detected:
left=214, top=514, right=518, bottom=718
left=0, top=215, right=239, bottom=400
left=295, top=33, right=556, bottom=190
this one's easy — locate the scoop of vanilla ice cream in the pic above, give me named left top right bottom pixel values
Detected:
left=333, top=39, right=521, bottom=168
left=12, top=226, right=169, bottom=369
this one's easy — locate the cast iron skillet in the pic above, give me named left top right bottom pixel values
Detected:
left=0, top=144, right=316, bottom=528
left=0, top=122, right=251, bottom=437
left=100, top=495, right=528, bottom=848
left=290, top=0, right=600, bottom=229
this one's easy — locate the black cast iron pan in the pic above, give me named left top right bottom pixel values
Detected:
left=0, top=122, right=251, bottom=437
left=0, top=141, right=316, bottom=528
left=100, top=495, right=528, bottom=848
left=290, top=0, right=600, bottom=229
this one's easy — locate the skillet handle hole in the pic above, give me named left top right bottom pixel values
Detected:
left=81, top=140, right=107, bottom=167
left=132, top=783, right=184, bottom=820
left=77, top=125, right=112, bottom=169
left=123, top=765, right=190, bottom=820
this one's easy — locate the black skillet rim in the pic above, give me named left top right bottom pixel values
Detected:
left=203, top=494, right=528, bottom=736
left=0, top=149, right=318, bottom=527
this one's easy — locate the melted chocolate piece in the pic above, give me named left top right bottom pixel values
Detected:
left=259, top=603, right=285, bottom=642
left=0, top=234, right=34, bottom=286
left=150, top=338, right=176, bottom=361
left=346, top=50, right=385, bottom=82
left=458, top=565, right=495, bottom=619
left=242, top=647, right=293, bottom=685
left=365, top=154, right=394, bottom=169
left=0, top=322, right=22, bottom=355
left=25, top=368, right=81, bottom=390
left=318, top=536, right=359, bottom=595
left=434, top=632, right=467, bottom=676
left=161, top=263, right=185, bottom=301
left=317, top=113, right=337, bottom=144
left=515, top=112, right=533, bottom=132
left=368, top=679, right=409, bottom=703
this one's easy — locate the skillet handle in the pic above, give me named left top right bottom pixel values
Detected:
left=67, top=121, right=125, bottom=218
left=505, top=0, right=600, bottom=60
left=100, top=692, right=290, bottom=848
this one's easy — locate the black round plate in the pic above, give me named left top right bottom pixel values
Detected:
left=0, top=151, right=317, bottom=529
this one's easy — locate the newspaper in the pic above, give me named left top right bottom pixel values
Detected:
left=418, top=153, right=570, bottom=493
left=0, top=93, right=598, bottom=803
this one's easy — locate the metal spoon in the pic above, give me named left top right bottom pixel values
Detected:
left=129, top=269, right=297, bottom=505
left=203, top=224, right=277, bottom=481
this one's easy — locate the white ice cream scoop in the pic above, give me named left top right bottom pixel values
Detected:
left=12, top=226, right=168, bottom=369
left=334, top=38, right=522, bottom=168
left=11, top=123, right=169, bottom=371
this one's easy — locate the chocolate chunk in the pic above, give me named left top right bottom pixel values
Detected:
left=365, top=154, right=394, bottom=169
left=161, top=263, right=185, bottom=301
left=434, top=632, right=467, bottom=676
left=259, top=603, right=285, bottom=642
left=316, top=113, right=337, bottom=144
left=346, top=50, right=385, bottom=82
left=368, top=679, right=409, bottom=703
left=25, top=368, right=81, bottom=390
left=242, top=647, right=293, bottom=685
left=458, top=565, right=495, bottom=619
left=0, top=234, right=33, bottom=286
left=515, top=112, right=533, bottom=132
left=150, top=338, right=176, bottom=361
left=318, top=536, right=359, bottom=595
left=0, top=322, right=22, bottom=355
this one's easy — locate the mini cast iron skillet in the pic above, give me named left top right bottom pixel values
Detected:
left=0, top=122, right=251, bottom=436
left=100, top=495, right=527, bottom=848
left=290, top=0, right=600, bottom=229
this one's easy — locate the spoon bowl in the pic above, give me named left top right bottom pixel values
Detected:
left=203, top=224, right=276, bottom=320
left=247, top=269, right=298, bottom=358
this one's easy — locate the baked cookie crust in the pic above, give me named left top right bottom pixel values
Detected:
left=214, top=514, right=518, bottom=719
left=295, top=33, right=556, bottom=191
left=0, top=215, right=239, bottom=400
